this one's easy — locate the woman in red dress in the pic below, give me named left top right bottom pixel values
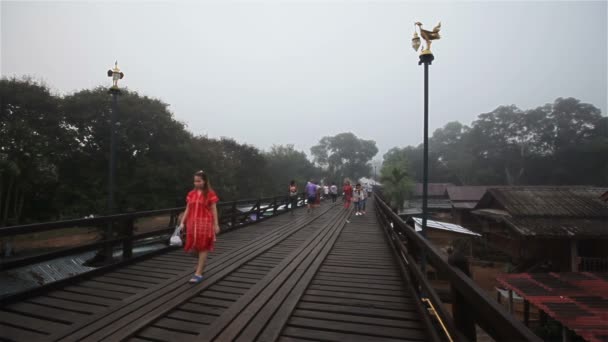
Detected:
left=179, top=170, right=220, bottom=283
left=343, top=180, right=353, bottom=209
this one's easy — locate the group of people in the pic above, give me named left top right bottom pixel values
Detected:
left=295, top=178, right=372, bottom=216
left=341, top=180, right=372, bottom=216
left=177, top=170, right=374, bottom=284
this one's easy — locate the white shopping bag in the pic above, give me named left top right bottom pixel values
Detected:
left=169, top=225, right=183, bottom=246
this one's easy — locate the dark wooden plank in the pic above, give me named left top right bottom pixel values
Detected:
left=0, top=322, right=48, bottom=341
left=7, top=302, right=84, bottom=324
left=27, top=296, right=101, bottom=314
left=292, top=309, right=422, bottom=328
left=136, top=326, right=196, bottom=341
left=296, top=302, right=419, bottom=320
left=0, top=310, right=68, bottom=334
left=179, top=303, right=224, bottom=316
left=202, top=206, right=346, bottom=342
left=112, top=268, right=173, bottom=280
left=282, top=326, right=413, bottom=342
left=167, top=310, right=216, bottom=324
left=305, top=289, right=411, bottom=304
left=77, top=280, right=139, bottom=294
left=200, top=290, right=240, bottom=301
left=153, top=317, right=205, bottom=333
left=92, top=275, right=153, bottom=289
left=190, top=296, right=233, bottom=308
left=251, top=209, right=350, bottom=342
left=311, top=279, right=404, bottom=291
left=99, top=272, right=163, bottom=284
left=63, top=285, right=130, bottom=300
left=216, top=280, right=251, bottom=289
left=69, top=206, right=337, bottom=342
left=308, top=284, right=407, bottom=297
left=46, top=290, right=117, bottom=307
left=288, top=316, right=424, bottom=339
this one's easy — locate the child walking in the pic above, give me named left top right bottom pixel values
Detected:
left=288, top=180, right=298, bottom=215
left=179, top=170, right=220, bottom=283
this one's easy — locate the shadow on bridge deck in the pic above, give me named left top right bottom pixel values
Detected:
left=0, top=200, right=429, bottom=342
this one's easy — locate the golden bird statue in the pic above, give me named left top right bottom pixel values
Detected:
left=413, top=22, right=441, bottom=55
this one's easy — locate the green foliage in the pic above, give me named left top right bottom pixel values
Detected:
left=264, top=145, right=320, bottom=194
left=0, top=78, right=317, bottom=224
left=401, top=98, right=607, bottom=186
left=311, top=132, right=378, bottom=183
left=380, top=148, right=413, bottom=210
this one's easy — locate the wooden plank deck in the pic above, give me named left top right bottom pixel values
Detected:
left=0, top=200, right=430, bottom=341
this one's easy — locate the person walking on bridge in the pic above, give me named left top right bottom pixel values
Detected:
left=179, top=170, right=220, bottom=284
left=305, top=180, right=318, bottom=213
left=330, top=182, right=338, bottom=203
left=288, top=180, right=298, bottom=216
left=343, top=180, right=353, bottom=209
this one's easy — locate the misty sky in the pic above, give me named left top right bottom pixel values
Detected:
left=2, top=1, right=607, bottom=159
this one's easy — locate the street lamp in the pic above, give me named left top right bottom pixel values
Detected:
left=412, top=21, right=441, bottom=274
left=103, top=61, right=124, bottom=263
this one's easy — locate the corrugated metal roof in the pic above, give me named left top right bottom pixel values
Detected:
left=412, top=217, right=481, bottom=236
left=497, top=272, right=608, bottom=342
left=446, top=186, right=488, bottom=202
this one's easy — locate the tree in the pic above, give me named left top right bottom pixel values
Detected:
left=380, top=148, right=414, bottom=210
left=264, top=145, right=320, bottom=194
left=311, top=132, right=378, bottom=183
left=0, top=77, right=64, bottom=224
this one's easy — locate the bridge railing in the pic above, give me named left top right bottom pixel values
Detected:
left=0, top=192, right=306, bottom=272
left=374, top=192, right=541, bottom=342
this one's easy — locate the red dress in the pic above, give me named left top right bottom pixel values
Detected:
left=343, top=185, right=353, bottom=208
left=184, top=189, right=219, bottom=252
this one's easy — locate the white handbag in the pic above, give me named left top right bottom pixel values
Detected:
left=169, top=225, right=183, bottom=246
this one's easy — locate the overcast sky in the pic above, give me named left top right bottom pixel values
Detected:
left=2, top=1, right=607, bottom=159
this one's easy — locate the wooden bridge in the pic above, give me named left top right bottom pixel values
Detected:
left=0, top=195, right=539, bottom=341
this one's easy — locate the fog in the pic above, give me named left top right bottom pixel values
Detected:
left=2, top=1, right=606, bottom=157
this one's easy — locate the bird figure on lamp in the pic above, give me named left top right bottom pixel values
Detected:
left=412, top=22, right=441, bottom=55
left=107, top=61, right=125, bottom=89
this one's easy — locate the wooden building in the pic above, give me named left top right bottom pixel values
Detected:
left=472, top=187, right=608, bottom=272
left=446, top=185, right=488, bottom=227
left=406, top=183, right=453, bottom=220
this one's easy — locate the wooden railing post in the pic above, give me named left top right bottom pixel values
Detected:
left=123, top=218, right=134, bottom=259
left=255, top=200, right=261, bottom=221
left=272, top=197, right=277, bottom=216
left=103, top=221, right=114, bottom=264
left=448, top=251, right=477, bottom=341
left=231, top=201, right=237, bottom=228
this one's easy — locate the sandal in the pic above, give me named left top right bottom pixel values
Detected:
left=189, top=275, right=204, bottom=284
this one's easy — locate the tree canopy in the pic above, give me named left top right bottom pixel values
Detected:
left=380, top=147, right=414, bottom=210
left=397, top=98, right=607, bottom=186
left=311, top=132, right=378, bottom=183
left=0, top=78, right=320, bottom=225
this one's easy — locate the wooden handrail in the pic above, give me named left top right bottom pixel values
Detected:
left=374, top=192, right=541, bottom=342
left=0, top=192, right=306, bottom=271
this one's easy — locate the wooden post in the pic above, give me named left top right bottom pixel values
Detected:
left=448, top=251, right=476, bottom=341
left=255, top=200, right=261, bottom=221
left=497, top=290, right=502, bottom=304
left=570, top=240, right=579, bottom=272
left=562, top=326, right=572, bottom=342
left=508, top=289, right=514, bottom=314
left=123, top=218, right=134, bottom=259
left=523, top=299, right=530, bottom=327
left=273, top=197, right=279, bottom=216
left=231, top=201, right=237, bottom=228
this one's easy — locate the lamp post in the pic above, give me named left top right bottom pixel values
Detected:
left=412, top=22, right=441, bottom=275
left=104, top=61, right=124, bottom=263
